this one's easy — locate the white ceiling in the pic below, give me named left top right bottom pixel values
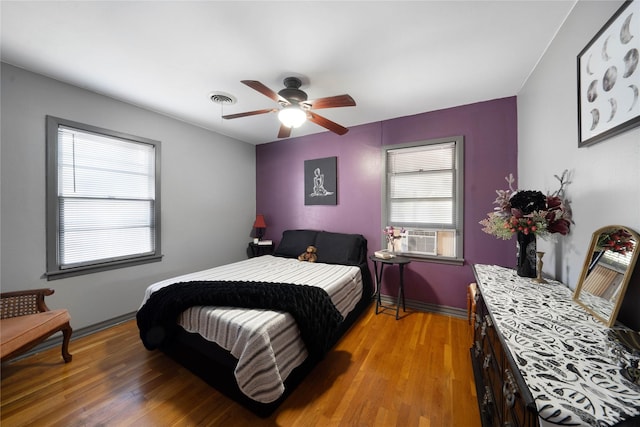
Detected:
left=1, top=1, right=577, bottom=145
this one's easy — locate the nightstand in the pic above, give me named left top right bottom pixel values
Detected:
left=248, top=242, right=274, bottom=258
left=369, top=254, right=411, bottom=320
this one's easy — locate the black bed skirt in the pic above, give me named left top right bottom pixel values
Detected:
left=160, top=295, right=373, bottom=418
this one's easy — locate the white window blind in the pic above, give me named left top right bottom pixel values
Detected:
left=58, top=126, right=156, bottom=266
left=387, top=142, right=456, bottom=227
left=46, top=116, right=161, bottom=279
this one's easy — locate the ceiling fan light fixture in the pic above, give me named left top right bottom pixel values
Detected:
left=278, top=106, right=307, bottom=128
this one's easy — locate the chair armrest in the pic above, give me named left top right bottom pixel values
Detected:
left=0, top=288, right=54, bottom=319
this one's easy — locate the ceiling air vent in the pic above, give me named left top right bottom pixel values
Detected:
left=209, top=92, right=237, bottom=105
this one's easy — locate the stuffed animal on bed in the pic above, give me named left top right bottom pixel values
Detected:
left=298, top=246, right=318, bottom=262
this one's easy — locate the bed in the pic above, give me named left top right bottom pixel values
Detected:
left=136, top=230, right=373, bottom=417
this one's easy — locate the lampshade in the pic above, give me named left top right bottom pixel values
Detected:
left=278, top=106, right=307, bottom=128
left=253, top=214, right=267, bottom=229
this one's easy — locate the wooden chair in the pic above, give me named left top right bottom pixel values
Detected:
left=1, top=288, right=72, bottom=363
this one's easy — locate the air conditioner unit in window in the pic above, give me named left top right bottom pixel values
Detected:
left=400, top=230, right=437, bottom=256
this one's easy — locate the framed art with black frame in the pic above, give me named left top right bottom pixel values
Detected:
left=577, top=0, right=639, bottom=148
left=304, top=156, right=337, bottom=205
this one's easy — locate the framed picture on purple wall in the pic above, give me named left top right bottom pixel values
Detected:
left=304, top=156, right=337, bottom=205
left=577, top=0, right=640, bottom=148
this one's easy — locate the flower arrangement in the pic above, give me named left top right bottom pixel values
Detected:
left=597, top=228, right=635, bottom=255
left=479, top=171, right=573, bottom=240
left=383, top=225, right=404, bottom=250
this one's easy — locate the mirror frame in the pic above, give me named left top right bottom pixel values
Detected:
left=573, top=225, right=640, bottom=327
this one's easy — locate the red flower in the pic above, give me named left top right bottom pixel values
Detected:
left=547, top=218, right=570, bottom=235
left=596, top=228, right=634, bottom=254
left=546, top=196, right=563, bottom=209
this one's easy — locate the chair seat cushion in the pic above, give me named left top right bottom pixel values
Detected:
left=0, top=309, right=70, bottom=358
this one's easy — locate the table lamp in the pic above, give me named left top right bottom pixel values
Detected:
left=253, top=214, right=267, bottom=241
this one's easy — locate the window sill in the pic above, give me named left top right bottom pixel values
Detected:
left=45, top=254, right=163, bottom=280
left=396, top=254, right=465, bottom=266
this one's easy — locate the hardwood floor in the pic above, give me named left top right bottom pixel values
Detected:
left=1, top=306, right=480, bottom=427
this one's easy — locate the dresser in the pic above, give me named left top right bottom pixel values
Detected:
left=471, top=264, right=639, bottom=427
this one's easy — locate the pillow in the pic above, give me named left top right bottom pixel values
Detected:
left=274, top=230, right=319, bottom=258
left=314, top=232, right=366, bottom=265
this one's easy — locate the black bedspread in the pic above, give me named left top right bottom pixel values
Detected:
left=136, top=280, right=344, bottom=361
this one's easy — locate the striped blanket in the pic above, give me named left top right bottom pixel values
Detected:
left=138, top=255, right=363, bottom=403
left=137, top=280, right=343, bottom=360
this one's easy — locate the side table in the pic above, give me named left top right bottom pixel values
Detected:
left=248, top=242, right=274, bottom=258
left=369, top=254, right=411, bottom=320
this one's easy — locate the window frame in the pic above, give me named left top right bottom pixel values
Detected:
left=381, top=136, right=464, bottom=264
left=45, top=116, right=162, bottom=280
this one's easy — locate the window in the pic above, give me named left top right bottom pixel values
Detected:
left=46, top=116, right=162, bottom=279
left=382, top=136, right=464, bottom=263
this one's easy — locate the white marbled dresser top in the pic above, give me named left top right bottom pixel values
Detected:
left=473, top=264, right=639, bottom=427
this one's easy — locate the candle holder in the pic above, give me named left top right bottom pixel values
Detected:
left=533, top=251, right=547, bottom=284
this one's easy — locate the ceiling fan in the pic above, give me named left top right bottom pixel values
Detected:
left=222, top=77, right=356, bottom=138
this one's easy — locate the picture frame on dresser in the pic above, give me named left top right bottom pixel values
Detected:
left=577, top=0, right=640, bottom=148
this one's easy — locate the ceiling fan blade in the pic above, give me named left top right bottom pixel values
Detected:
left=277, top=124, right=292, bottom=139
left=222, top=108, right=275, bottom=120
left=304, top=94, right=356, bottom=109
left=307, top=112, right=349, bottom=135
left=241, top=80, right=289, bottom=105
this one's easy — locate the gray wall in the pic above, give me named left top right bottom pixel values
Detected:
left=518, top=0, right=640, bottom=328
left=1, top=63, right=256, bottom=330
left=518, top=0, right=640, bottom=288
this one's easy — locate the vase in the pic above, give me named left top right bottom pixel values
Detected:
left=516, top=231, right=537, bottom=278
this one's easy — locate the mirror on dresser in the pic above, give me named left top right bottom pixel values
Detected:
left=573, top=225, right=640, bottom=327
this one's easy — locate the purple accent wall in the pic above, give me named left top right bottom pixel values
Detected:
left=256, top=97, right=518, bottom=310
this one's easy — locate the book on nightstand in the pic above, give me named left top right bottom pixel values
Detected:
left=257, top=240, right=273, bottom=246
left=374, top=250, right=395, bottom=259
